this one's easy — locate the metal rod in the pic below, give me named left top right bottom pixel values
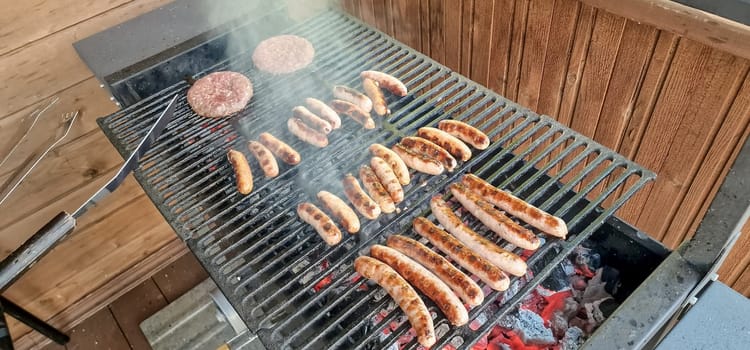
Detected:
left=0, top=297, right=68, bottom=345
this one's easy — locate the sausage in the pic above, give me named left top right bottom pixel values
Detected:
left=416, top=127, right=472, bottom=162
left=360, top=70, right=408, bottom=96
left=359, top=165, right=395, bottom=214
left=387, top=235, right=484, bottom=306
left=362, top=78, right=389, bottom=116
left=430, top=196, right=527, bottom=277
left=330, top=99, right=375, bottom=129
left=293, top=106, right=332, bottom=134
left=462, top=174, right=568, bottom=238
left=342, top=174, right=381, bottom=220
left=438, top=120, right=490, bottom=150
left=333, top=85, right=373, bottom=113
left=370, top=157, right=404, bottom=203
left=413, top=217, right=509, bottom=291
left=400, top=136, right=457, bottom=172
left=449, top=183, right=540, bottom=250
left=287, top=118, right=328, bottom=148
left=369, top=144, right=410, bottom=185
left=247, top=141, right=279, bottom=178
left=370, top=245, right=468, bottom=326
left=305, top=97, right=341, bottom=129
left=317, top=191, right=360, bottom=234
left=258, top=132, right=301, bottom=165
left=297, top=202, right=342, bottom=246
left=354, top=256, right=435, bottom=348
left=227, top=149, right=253, bottom=194
left=391, top=143, right=444, bottom=175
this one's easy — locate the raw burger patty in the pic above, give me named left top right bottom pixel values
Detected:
left=252, top=35, right=315, bottom=74
left=187, top=71, right=253, bottom=118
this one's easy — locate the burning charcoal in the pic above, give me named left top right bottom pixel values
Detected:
left=550, top=311, right=569, bottom=337
left=582, top=268, right=614, bottom=304
left=560, top=326, right=584, bottom=350
left=500, top=309, right=556, bottom=346
left=542, top=262, right=572, bottom=291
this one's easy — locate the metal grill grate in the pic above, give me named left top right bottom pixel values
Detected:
left=98, top=8, right=655, bottom=350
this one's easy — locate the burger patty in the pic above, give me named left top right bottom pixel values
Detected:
left=187, top=71, right=253, bottom=118
left=252, top=35, right=315, bottom=74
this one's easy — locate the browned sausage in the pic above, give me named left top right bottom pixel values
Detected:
left=362, top=78, right=388, bottom=116
left=360, top=70, right=408, bottom=96
left=369, top=144, right=410, bottom=185
left=413, top=217, right=509, bottom=291
left=400, top=136, right=457, bottom=171
left=430, top=196, right=527, bottom=277
left=359, top=165, right=395, bottom=214
left=258, top=132, right=301, bottom=165
left=354, top=256, right=435, bottom=348
left=305, top=97, right=341, bottom=129
left=342, top=174, right=381, bottom=220
left=391, top=143, right=444, bottom=175
left=449, top=183, right=541, bottom=250
left=247, top=141, right=279, bottom=178
left=317, top=191, right=360, bottom=234
left=330, top=99, right=375, bottom=129
left=287, top=118, right=328, bottom=148
left=370, top=245, right=468, bottom=326
left=297, top=202, right=342, bottom=246
left=438, top=120, right=490, bottom=150
left=416, top=127, right=472, bottom=162
left=462, top=173, right=568, bottom=238
left=370, top=156, right=403, bottom=203
left=227, top=149, right=253, bottom=194
left=333, top=85, right=373, bottom=113
left=386, top=235, right=484, bottom=306
left=293, top=106, right=332, bottom=134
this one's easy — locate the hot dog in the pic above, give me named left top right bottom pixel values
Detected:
left=413, top=217, right=509, bottom=291
left=392, top=143, right=444, bottom=175
left=360, top=70, right=408, bottom=96
left=354, top=256, right=435, bottom=348
left=305, top=97, right=341, bottom=129
left=227, top=149, right=253, bottom=195
left=362, top=78, right=388, bottom=116
left=330, top=99, right=375, bottom=129
left=369, top=144, right=410, bottom=185
left=400, top=136, right=457, bottom=172
left=370, top=245, right=468, bottom=326
left=293, top=106, right=332, bottom=134
left=342, top=174, right=381, bottom=220
left=449, top=183, right=540, bottom=250
left=370, top=157, right=404, bottom=203
left=333, top=85, right=373, bottom=113
left=317, top=191, right=360, bottom=234
left=258, top=132, right=301, bottom=165
left=247, top=141, right=279, bottom=178
left=287, top=118, right=328, bottom=148
left=416, top=127, right=472, bottom=162
left=359, top=165, right=395, bottom=214
left=438, top=120, right=490, bottom=150
left=297, top=202, right=342, bottom=246
left=462, top=174, right=568, bottom=238
left=430, top=196, right=527, bottom=276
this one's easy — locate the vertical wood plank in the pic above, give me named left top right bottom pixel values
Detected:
left=536, top=0, right=580, bottom=117
left=442, top=0, right=462, bottom=71
left=469, top=0, right=495, bottom=87
left=359, top=0, right=377, bottom=28
left=459, top=0, right=476, bottom=77
left=505, top=0, right=530, bottom=101
left=486, top=0, right=515, bottom=95
left=429, top=0, right=445, bottom=65
left=556, top=4, right=596, bottom=128
left=370, top=0, right=390, bottom=33
left=732, top=264, right=750, bottom=297
left=109, top=279, right=169, bottom=350
left=65, top=308, right=130, bottom=350
left=516, top=0, right=555, bottom=111
left=718, top=219, right=750, bottom=287
left=391, top=0, right=421, bottom=51
left=419, top=0, right=431, bottom=57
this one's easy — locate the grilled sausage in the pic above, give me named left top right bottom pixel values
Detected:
left=413, top=217, right=509, bottom=291
left=386, top=235, right=483, bottom=306
left=354, top=256, right=435, bottom=348
left=258, top=132, right=301, bottom=165
left=287, top=118, right=328, bottom=148
left=392, top=143, right=444, bottom=175
left=450, top=183, right=540, bottom=250
left=227, top=149, right=253, bottom=195
left=362, top=78, right=389, bottom=116
left=370, top=157, right=404, bottom=203
left=247, top=141, right=279, bottom=178
left=297, top=202, right=342, bottom=246
left=360, top=165, right=395, bottom=214
left=400, top=136, right=457, bottom=171
left=342, top=174, right=381, bottom=220
left=369, top=144, right=410, bottom=185
left=317, top=191, right=360, bottom=234
left=360, top=70, right=408, bottom=96
left=330, top=99, right=375, bottom=129
left=293, top=106, right=332, bottom=134
left=333, top=85, right=373, bottom=113
left=416, top=127, right=472, bottom=162
left=370, top=245, right=468, bottom=326
left=430, top=196, right=527, bottom=277
left=462, top=174, right=568, bottom=238
left=305, top=97, right=341, bottom=129
left=438, top=120, right=490, bottom=150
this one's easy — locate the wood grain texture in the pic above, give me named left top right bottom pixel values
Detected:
left=151, top=253, right=209, bottom=303
left=109, top=279, right=169, bottom=349
left=64, top=308, right=130, bottom=350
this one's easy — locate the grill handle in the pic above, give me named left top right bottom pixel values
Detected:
left=0, top=212, right=76, bottom=292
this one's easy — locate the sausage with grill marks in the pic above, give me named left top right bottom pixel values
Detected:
left=258, top=132, right=301, bottom=165
left=247, top=141, right=279, bottom=178
left=293, top=106, right=332, bottom=134
left=342, top=174, right=381, bottom=220
left=386, top=235, right=484, bottom=306
left=297, top=202, right=342, bottom=246
left=305, top=97, right=341, bottom=129
left=400, top=136, right=457, bottom=171
left=360, top=70, right=408, bottom=96
left=413, top=217, right=509, bottom=291
left=330, top=99, right=375, bottom=129
left=417, top=127, right=472, bottom=162
left=369, top=144, right=410, bottom=185
left=391, top=143, right=444, bottom=175
left=431, top=196, right=527, bottom=276
left=333, top=85, right=373, bottom=113
left=362, top=78, right=389, bottom=116
left=360, top=165, right=395, bottom=214
left=227, top=149, right=253, bottom=195
left=370, top=156, right=403, bottom=203
left=317, top=191, right=360, bottom=234
left=354, top=256, right=435, bottom=348
left=462, top=173, right=568, bottom=238
left=370, top=245, right=468, bottom=326
left=438, top=120, right=490, bottom=150
left=450, top=183, right=541, bottom=250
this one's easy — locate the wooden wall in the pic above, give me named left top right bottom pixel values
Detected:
left=340, top=0, right=750, bottom=295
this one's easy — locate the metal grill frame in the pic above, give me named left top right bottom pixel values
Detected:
left=98, top=7, right=656, bottom=350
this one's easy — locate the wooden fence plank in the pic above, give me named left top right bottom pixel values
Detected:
left=505, top=0, right=530, bottom=101
left=442, top=0, right=462, bottom=72
left=718, top=219, right=750, bottom=287
left=486, top=0, right=515, bottom=96
left=468, top=0, right=495, bottom=87
left=516, top=0, right=555, bottom=111
left=459, top=0, right=475, bottom=77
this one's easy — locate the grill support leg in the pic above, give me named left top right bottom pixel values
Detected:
left=0, top=296, right=69, bottom=347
